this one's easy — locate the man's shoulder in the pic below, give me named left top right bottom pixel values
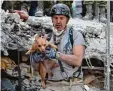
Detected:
left=67, top=25, right=85, bottom=41
left=67, top=25, right=83, bottom=35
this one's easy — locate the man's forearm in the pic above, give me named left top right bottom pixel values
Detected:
left=59, top=53, right=82, bottom=67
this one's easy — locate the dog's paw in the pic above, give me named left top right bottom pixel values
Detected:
left=53, top=63, right=59, bottom=68
left=51, top=44, right=57, bottom=50
left=41, top=81, right=46, bottom=89
left=25, top=49, right=34, bottom=55
left=25, top=51, right=30, bottom=55
left=53, top=45, right=57, bottom=49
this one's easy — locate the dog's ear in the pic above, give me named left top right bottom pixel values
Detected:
left=34, top=34, right=39, bottom=40
left=41, top=34, right=47, bottom=39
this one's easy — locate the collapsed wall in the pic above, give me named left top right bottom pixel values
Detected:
left=1, top=10, right=113, bottom=65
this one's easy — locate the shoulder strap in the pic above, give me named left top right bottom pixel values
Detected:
left=69, top=27, right=74, bottom=47
left=69, top=26, right=86, bottom=47
left=69, top=27, right=82, bottom=78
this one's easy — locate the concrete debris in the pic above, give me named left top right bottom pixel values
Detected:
left=1, top=10, right=113, bottom=64
left=1, top=10, right=113, bottom=90
left=1, top=56, right=112, bottom=90
left=84, top=75, right=96, bottom=85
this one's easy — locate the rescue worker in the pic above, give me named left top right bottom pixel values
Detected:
left=31, top=3, right=86, bottom=91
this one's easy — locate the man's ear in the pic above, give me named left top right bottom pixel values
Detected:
left=66, top=18, right=69, bottom=24
left=51, top=17, right=54, bottom=25
left=51, top=17, right=53, bottom=22
left=51, top=17, right=56, bottom=28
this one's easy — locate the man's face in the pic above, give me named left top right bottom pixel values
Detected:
left=52, top=15, right=69, bottom=31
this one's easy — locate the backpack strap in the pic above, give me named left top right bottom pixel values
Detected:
left=69, top=27, right=73, bottom=47
left=69, top=26, right=82, bottom=78
left=69, top=26, right=85, bottom=47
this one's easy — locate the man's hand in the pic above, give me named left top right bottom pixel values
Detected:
left=31, top=52, right=45, bottom=63
left=45, top=47, right=57, bottom=59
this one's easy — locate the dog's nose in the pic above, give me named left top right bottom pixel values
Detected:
left=41, top=50, right=45, bottom=53
left=40, top=49, right=45, bottom=52
left=41, top=47, right=45, bottom=52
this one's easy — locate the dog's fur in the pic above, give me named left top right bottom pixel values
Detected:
left=26, top=34, right=57, bottom=54
left=26, top=34, right=58, bottom=88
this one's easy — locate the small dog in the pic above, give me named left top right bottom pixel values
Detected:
left=26, top=34, right=57, bottom=55
left=26, top=34, right=58, bottom=88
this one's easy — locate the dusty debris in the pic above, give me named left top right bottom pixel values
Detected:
left=84, top=75, right=96, bottom=85
left=1, top=10, right=113, bottom=64
left=1, top=10, right=113, bottom=90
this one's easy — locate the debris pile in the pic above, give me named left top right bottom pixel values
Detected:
left=1, top=10, right=113, bottom=64
left=1, top=10, right=113, bottom=90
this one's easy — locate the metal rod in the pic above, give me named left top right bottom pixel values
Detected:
left=17, top=50, right=22, bottom=91
left=105, top=1, right=111, bottom=91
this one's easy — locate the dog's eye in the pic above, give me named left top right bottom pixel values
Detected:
left=43, top=44, right=46, bottom=46
left=38, top=45, right=41, bottom=47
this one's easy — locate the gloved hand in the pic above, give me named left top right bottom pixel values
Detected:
left=45, top=47, right=57, bottom=59
left=31, top=52, right=45, bottom=63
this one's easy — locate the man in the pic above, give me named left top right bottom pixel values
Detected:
left=32, top=3, right=86, bottom=91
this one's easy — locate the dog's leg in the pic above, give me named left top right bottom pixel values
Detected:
left=25, top=43, right=38, bottom=55
left=43, top=60, right=59, bottom=78
left=25, top=49, right=37, bottom=55
left=47, top=60, right=59, bottom=70
left=43, top=60, right=53, bottom=77
left=25, top=49, right=31, bottom=55
left=39, top=62, right=47, bottom=89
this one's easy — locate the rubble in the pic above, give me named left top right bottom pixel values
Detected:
left=1, top=10, right=113, bottom=63
left=1, top=10, right=113, bottom=90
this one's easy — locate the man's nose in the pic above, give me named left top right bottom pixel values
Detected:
left=57, top=18, right=61, bottom=23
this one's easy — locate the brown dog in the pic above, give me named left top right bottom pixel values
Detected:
left=26, top=34, right=58, bottom=88
left=26, top=34, right=57, bottom=55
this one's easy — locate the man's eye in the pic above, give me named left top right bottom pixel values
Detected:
left=54, top=17, right=58, bottom=20
left=60, top=17, right=64, bottom=20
